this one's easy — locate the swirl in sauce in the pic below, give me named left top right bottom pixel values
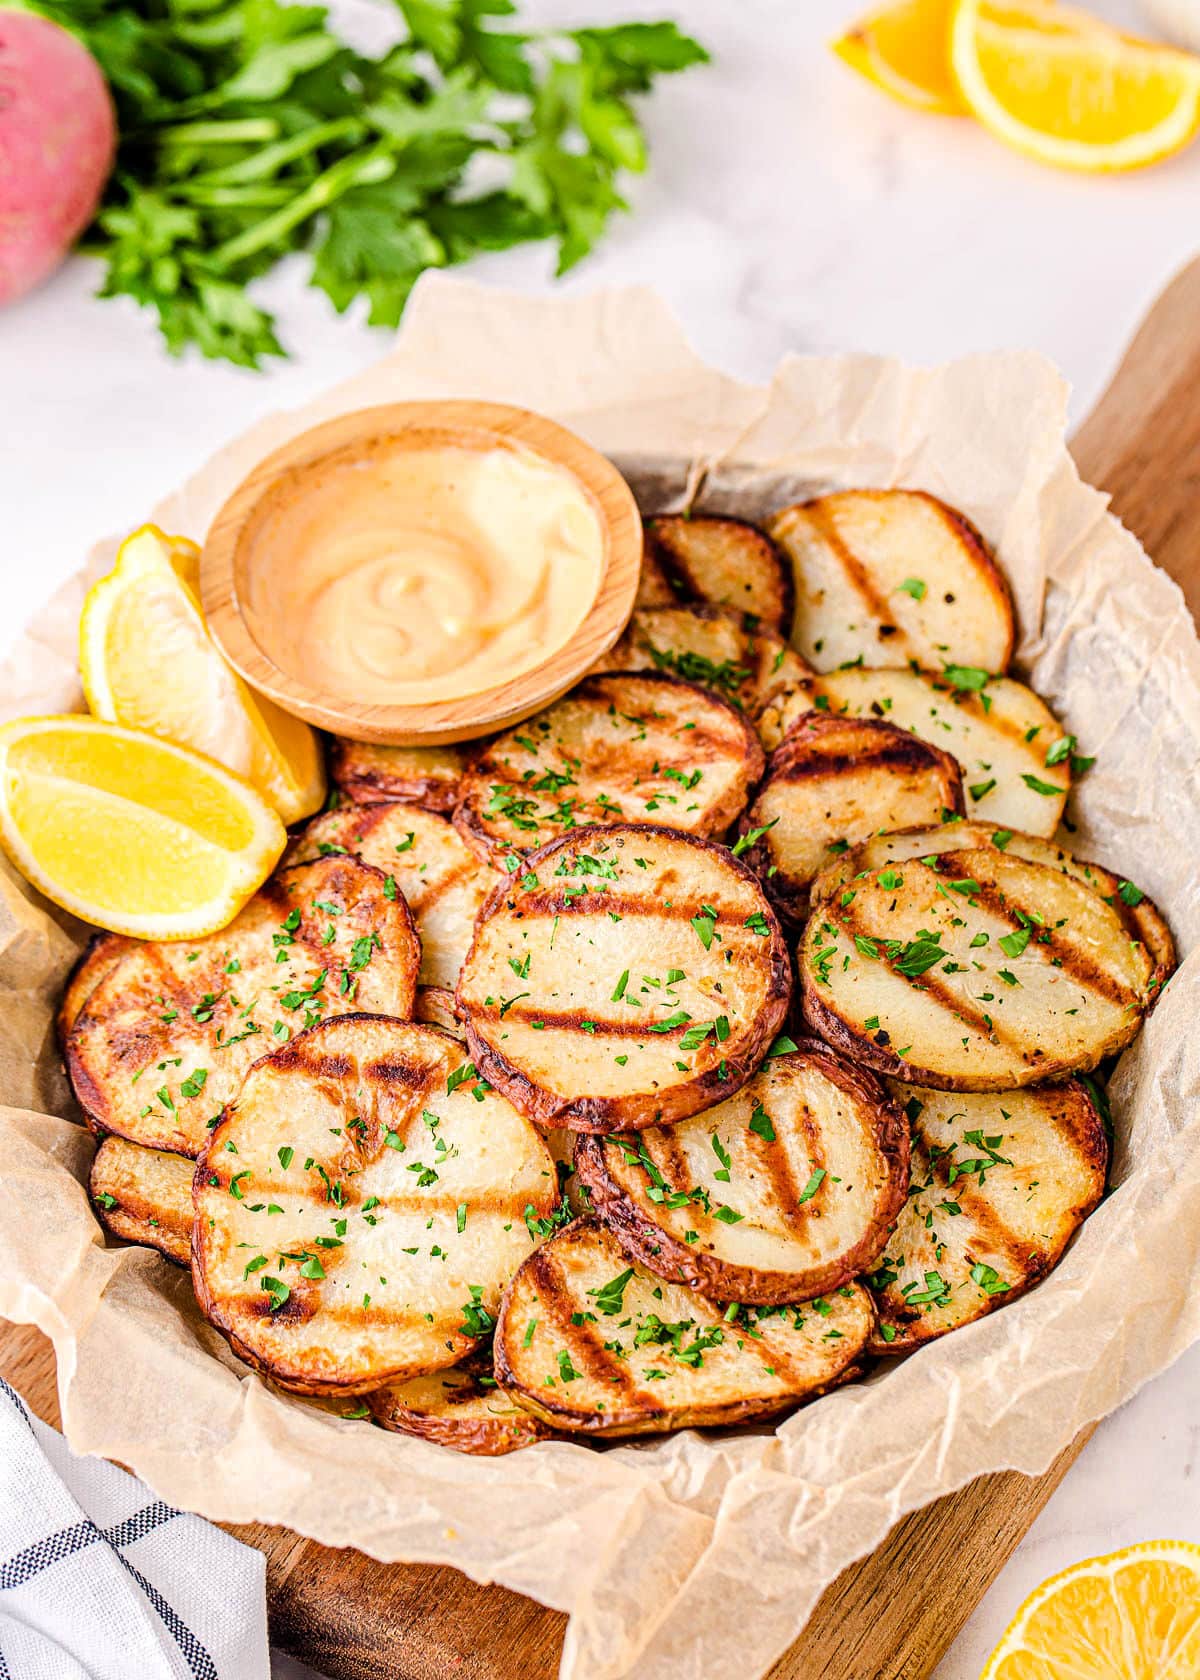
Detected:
left=243, top=440, right=605, bottom=705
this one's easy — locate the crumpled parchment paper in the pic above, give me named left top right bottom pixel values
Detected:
left=1, top=277, right=1197, bottom=1680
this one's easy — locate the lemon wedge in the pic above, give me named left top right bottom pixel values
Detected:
left=981, top=1539, right=1200, bottom=1677
left=80, top=525, right=325, bottom=824
left=833, top=0, right=970, bottom=114
left=0, top=716, right=286, bottom=938
left=951, top=0, right=1200, bottom=170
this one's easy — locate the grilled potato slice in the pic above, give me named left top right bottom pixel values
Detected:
left=89, top=1135, right=193, bottom=1265
left=811, top=822, right=1176, bottom=998
left=286, top=804, right=495, bottom=993
left=867, top=1080, right=1107, bottom=1353
left=458, top=824, right=790, bottom=1132
left=193, top=1016, right=558, bottom=1396
left=760, top=668, right=1069, bottom=836
left=738, top=714, right=965, bottom=924
left=453, top=674, right=764, bottom=864
left=58, top=932, right=136, bottom=1048
left=574, top=1042, right=909, bottom=1304
left=768, top=490, right=1014, bottom=674
left=66, top=856, right=420, bottom=1156
left=638, top=516, right=794, bottom=631
left=367, top=1361, right=553, bottom=1455
left=593, top=605, right=810, bottom=724
left=494, top=1217, right=872, bottom=1436
left=801, top=850, right=1152, bottom=1090
left=329, top=738, right=468, bottom=811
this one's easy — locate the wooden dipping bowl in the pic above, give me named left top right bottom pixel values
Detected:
left=200, top=400, right=643, bottom=746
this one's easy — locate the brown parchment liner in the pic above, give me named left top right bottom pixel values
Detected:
left=1, top=278, right=1198, bottom=1680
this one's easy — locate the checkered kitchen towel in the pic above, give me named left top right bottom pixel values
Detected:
left=0, top=1378, right=269, bottom=1680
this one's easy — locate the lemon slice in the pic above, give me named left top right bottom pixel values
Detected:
left=951, top=0, right=1200, bottom=170
left=981, top=1540, right=1200, bottom=1678
left=833, top=0, right=970, bottom=114
left=0, top=716, right=287, bottom=939
left=81, top=526, right=325, bottom=824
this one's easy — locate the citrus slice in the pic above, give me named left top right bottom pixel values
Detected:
left=80, top=525, right=325, bottom=824
left=981, top=1540, right=1200, bottom=1678
left=833, top=0, right=970, bottom=114
left=0, top=715, right=287, bottom=939
left=951, top=0, right=1200, bottom=171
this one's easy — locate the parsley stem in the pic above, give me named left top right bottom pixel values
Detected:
left=211, top=148, right=395, bottom=267
left=189, top=118, right=366, bottom=187
left=157, top=119, right=280, bottom=146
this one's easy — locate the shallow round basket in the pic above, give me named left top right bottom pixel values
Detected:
left=200, top=400, right=643, bottom=746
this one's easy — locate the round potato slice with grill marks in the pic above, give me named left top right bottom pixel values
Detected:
left=867, top=1080, right=1107, bottom=1353
left=286, top=804, right=496, bottom=993
left=58, top=932, right=136, bottom=1049
left=801, top=850, right=1152, bottom=1090
left=193, top=1016, right=558, bottom=1396
left=574, top=1042, right=909, bottom=1304
left=494, top=1217, right=873, bottom=1436
left=89, top=1135, right=194, bottom=1265
left=768, top=490, right=1014, bottom=674
left=453, top=674, right=764, bottom=864
left=592, top=605, right=810, bottom=724
left=810, top=822, right=1176, bottom=999
left=66, top=857, right=420, bottom=1156
left=760, top=668, right=1069, bottom=836
left=458, top=825, right=791, bottom=1132
left=367, top=1360, right=553, bottom=1454
left=738, top=714, right=965, bottom=924
left=638, top=516, right=794, bottom=631
left=329, top=738, right=469, bottom=811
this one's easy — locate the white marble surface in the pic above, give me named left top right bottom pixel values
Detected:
left=3, top=2, right=1199, bottom=1676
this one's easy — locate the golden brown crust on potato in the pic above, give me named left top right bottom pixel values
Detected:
left=453, top=673, right=764, bottom=865
left=193, top=1015, right=558, bottom=1396
left=574, top=1041, right=909, bottom=1304
left=66, top=857, right=420, bottom=1156
left=493, top=1217, right=873, bottom=1436
left=641, top=515, right=794, bottom=632
left=58, top=933, right=136, bottom=1054
left=89, top=1136, right=194, bottom=1266
left=367, top=1364, right=553, bottom=1454
left=738, top=713, right=965, bottom=924
left=329, top=739, right=470, bottom=811
left=801, top=850, right=1152, bottom=1091
left=867, top=1080, right=1107, bottom=1352
left=458, top=824, right=791, bottom=1134
left=769, top=490, right=1014, bottom=674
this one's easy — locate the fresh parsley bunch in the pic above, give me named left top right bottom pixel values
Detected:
left=34, top=0, right=706, bottom=366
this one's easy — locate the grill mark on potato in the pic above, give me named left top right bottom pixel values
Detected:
left=748, top=1103, right=824, bottom=1240
left=526, top=1247, right=646, bottom=1400
left=942, top=1175, right=1044, bottom=1283
left=471, top=1001, right=716, bottom=1041
left=803, top=503, right=899, bottom=641
left=831, top=904, right=1018, bottom=1047
left=512, top=888, right=756, bottom=925
left=932, top=873, right=1143, bottom=1008
left=770, top=737, right=951, bottom=782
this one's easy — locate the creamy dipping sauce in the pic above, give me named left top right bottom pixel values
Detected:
left=242, top=439, right=606, bottom=706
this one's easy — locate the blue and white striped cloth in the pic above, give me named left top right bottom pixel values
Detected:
left=0, top=1379, right=269, bottom=1680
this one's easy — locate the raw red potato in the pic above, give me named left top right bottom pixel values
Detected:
left=0, top=10, right=115, bottom=304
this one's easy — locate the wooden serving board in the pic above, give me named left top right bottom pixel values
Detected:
left=3, top=257, right=1200, bottom=1680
